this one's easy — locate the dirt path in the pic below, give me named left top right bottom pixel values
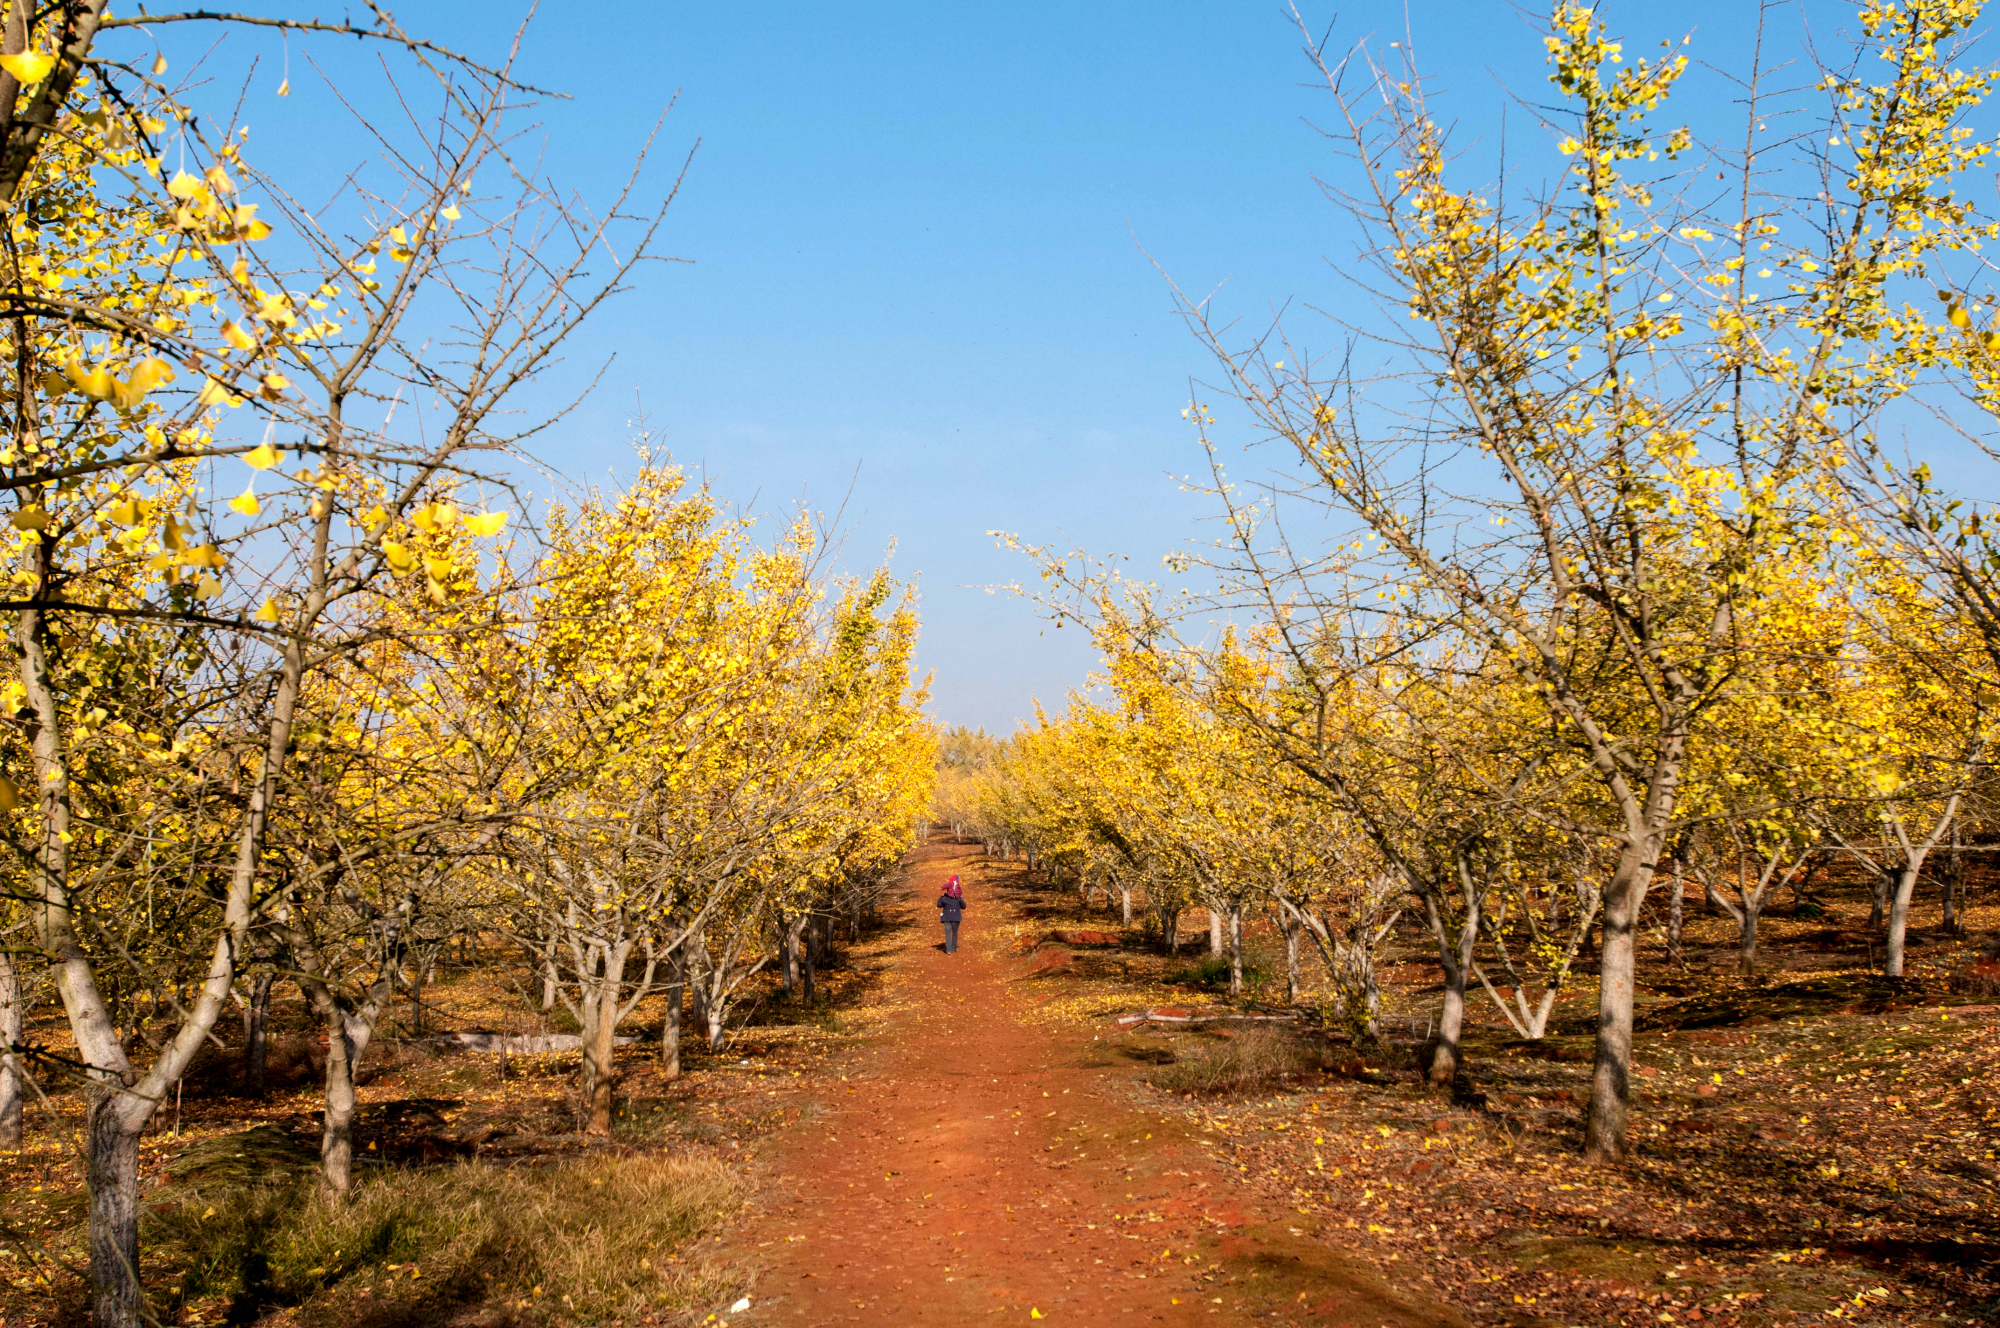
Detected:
left=723, top=842, right=1463, bottom=1328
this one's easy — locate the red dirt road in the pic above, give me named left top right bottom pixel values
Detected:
left=725, top=842, right=1463, bottom=1328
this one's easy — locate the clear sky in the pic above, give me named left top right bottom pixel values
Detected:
left=175, top=1, right=1784, bottom=733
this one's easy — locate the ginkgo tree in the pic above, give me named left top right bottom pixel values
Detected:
left=0, top=10, right=686, bottom=1323
left=499, top=458, right=932, bottom=1134
left=1150, top=0, right=2000, bottom=1164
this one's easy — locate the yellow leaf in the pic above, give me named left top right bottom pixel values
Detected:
left=464, top=510, right=507, bottom=537
left=0, top=51, right=55, bottom=84
left=183, top=543, right=227, bottom=570
left=1030, top=1311, right=1043, bottom=1320
left=260, top=372, right=289, bottom=400
left=0, top=775, right=19, bottom=812
left=390, top=246, right=415, bottom=263
left=7, top=507, right=45, bottom=532
left=104, top=498, right=152, bottom=529
left=166, top=170, right=204, bottom=200
left=441, top=204, right=461, bottom=221
left=389, top=225, right=408, bottom=245
left=244, top=442, right=281, bottom=470
left=253, top=598, right=281, bottom=622
left=161, top=516, right=188, bottom=552
left=276, top=78, right=290, bottom=97
left=229, top=485, right=261, bottom=517
left=196, top=376, right=242, bottom=409
left=65, top=359, right=116, bottom=401
left=192, top=574, right=222, bottom=599
left=424, top=555, right=455, bottom=581
left=151, top=53, right=168, bottom=76
left=221, top=320, right=256, bottom=350
left=410, top=501, right=456, bottom=533
left=382, top=540, right=416, bottom=574
left=113, top=358, right=176, bottom=409
left=1950, top=306, right=1973, bottom=330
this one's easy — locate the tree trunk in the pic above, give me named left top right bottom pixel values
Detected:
left=1666, top=865, right=1684, bottom=967
left=1282, top=909, right=1301, bottom=1004
left=688, top=933, right=711, bottom=1036
left=0, top=951, right=20, bottom=1148
left=1885, top=861, right=1920, bottom=979
left=319, top=1009, right=365, bottom=1195
left=1943, top=829, right=1966, bottom=936
left=801, top=920, right=817, bottom=1007
left=1584, top=843, right=1654, bottom=1163
left=580, top=977, right=619, bottom=1135
left=1738, top=900, right=1759, bottom=978
left=408, top=953, right=425, bottom=1035
left=783, top=914, right=808, bottom=1000
left=1120, top=885, right=1132, bottom=928
left=243, top=970, right=274, bottom=1098
left=86, top=1091, right=143, bottom=1328
left=661, top=952, right=683, bottom=1079
left=1226, top=904, right=1244, bottom=996
left=1208, top=908, right=1222, bottom=957
left=540, top=938, right=559, bottom=1012
left=1430, top=967, right=1467, bottom=1088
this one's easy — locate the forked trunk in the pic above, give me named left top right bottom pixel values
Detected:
left=1426, top=854, right=1485, bottom=1087
left=1885, top=798, right=1967, bottom=978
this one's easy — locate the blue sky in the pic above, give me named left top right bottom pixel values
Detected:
left=156, top=1, right=1793, bottom=732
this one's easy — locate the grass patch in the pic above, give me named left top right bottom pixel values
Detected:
left=1148, top=1027, right=1319, bottom=1097
left=1162, top=955, right=1261, bottom=991
left=145, top=1151, right=745, bottom=1325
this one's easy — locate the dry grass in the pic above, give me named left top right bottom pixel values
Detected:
left=143, top=1152, right=744, bottom=1325
left=1148, top=1026, right=1321, bottom=1097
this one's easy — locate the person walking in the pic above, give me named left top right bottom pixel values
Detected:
left=937, top=875, right=966, bottom=954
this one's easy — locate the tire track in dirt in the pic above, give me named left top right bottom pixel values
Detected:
left=723, top=842, right=1465, bottom=1327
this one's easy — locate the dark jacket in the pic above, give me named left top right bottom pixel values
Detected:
left=936, top=893, right=966, bottom=923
